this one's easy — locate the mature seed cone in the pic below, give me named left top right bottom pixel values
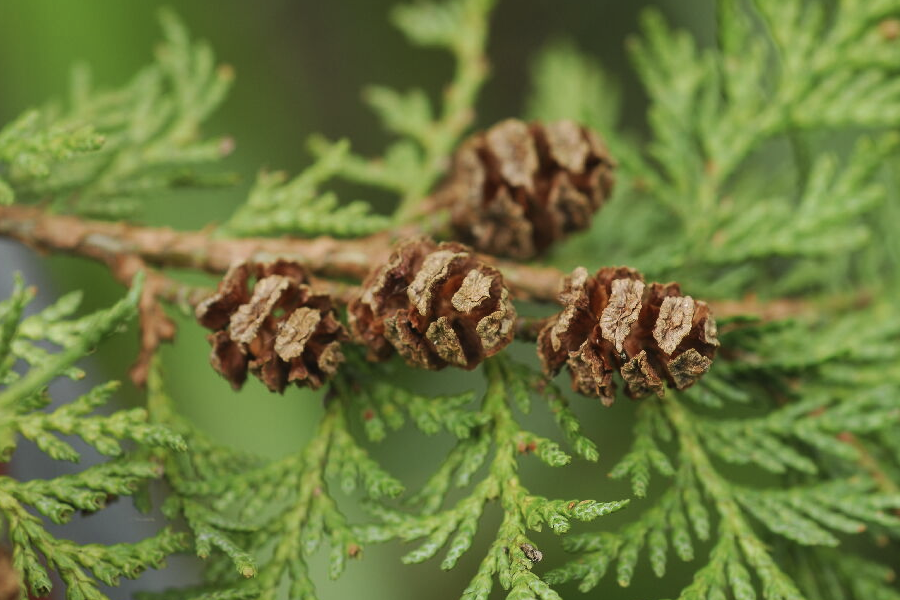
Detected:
left=437, top=118, right=616, bottom=259
left=348, top=237, right=516, bottom=370
left=196, top=260, right=348, bottom=392
left=538, top=267, right=719, bottom=405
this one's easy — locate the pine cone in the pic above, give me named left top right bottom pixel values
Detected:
left=437, top=118, right=615, bottom=259
left=538, top=267, right=718, bottom=405
left=196, top=260, right=348, bottom=392
left=349, top=237, right=516, bottom=370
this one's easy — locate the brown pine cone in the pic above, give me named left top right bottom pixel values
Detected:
left=437, top=118, right=615, bottom=259
left=196, top=260, right=348, bottom=392
left=349, top=237, right=516, bottom=370
left=538, top=267, right=718, bottom=405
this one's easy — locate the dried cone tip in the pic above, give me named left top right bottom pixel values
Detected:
left=349, top=237, right=516, bottom=370
left=196, top=260, right=348, bottom=392
left=538, top=266, right=718, bottom=405
left=439, top=118, right=616, bottom=259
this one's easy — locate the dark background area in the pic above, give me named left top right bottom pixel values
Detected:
left=0, top=2, right=714, bottom=598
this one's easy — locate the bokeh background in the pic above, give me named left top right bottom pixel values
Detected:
left=0, top=1, right=713, bottom=598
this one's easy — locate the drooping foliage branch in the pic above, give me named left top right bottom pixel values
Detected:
left=0, top=274, right=188, bottom=599
left=0, top=0, right=899, bottom=599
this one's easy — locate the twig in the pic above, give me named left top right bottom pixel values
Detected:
left=106, top=256, right=178, bottom=387
left=0, top=204, right=563, bottom=301
left=0, top=204, right=857, bottom=328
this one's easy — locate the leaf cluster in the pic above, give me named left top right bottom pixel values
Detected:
left=529, top=0, right=900, bottom=298
left=353, top=358, right=626, bottom=600
left=0, top=275, right=187, bottom=600
left=0, top=9, right=234, bottom=218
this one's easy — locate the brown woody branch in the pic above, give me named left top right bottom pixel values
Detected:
left=0, top=203, right=834, bottom=357
left=0, top=204, right=565, bottom=302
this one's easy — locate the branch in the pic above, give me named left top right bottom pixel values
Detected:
left=0, top=204, right=856, bottom=322
left=0, top=204, right=562, bottom=301
left=110, top=257, right=207, bottom=387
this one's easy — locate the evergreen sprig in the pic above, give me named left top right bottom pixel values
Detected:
left=734, top=478, right=900, bottom=546
left=220, top=140, right=390, bottom=238
left=608, top=401, right=675, bottom=498
left=545, top=287, right=900, bottom=599
left=788, top=549, right=900, bottom=600
left=0, top=275, right=188, bottom=599
left=548, top=304, right=900, bottom=598
left=2, top=0, right=900, bottom=598
left=529, top=0, right=900, bottom=298
left=222, top=0, right=495, bottom=237
left=550, top=378, right=900, bottom=599
left=0, top=9, right=234, bottom=219
left=308, top=0, right=495, bottom=223
left=356, top=358, right=628, bottom=600
left=341, top=352, right=484, bottom=442
left=145, top=360, right=414, bottom=599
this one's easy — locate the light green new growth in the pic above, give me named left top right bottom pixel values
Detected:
left=0, top=275, right=187, bottom=600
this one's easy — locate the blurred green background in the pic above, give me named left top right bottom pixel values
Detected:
left=0, top=1, right=713, bottom=598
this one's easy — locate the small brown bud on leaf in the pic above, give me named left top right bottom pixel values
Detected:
left=437, top=118, right=616, bottom=259
left=538, top=267, right=718, bottom=405
left=196, top=260, right=348, bottom=392
left=349, top=237, right=516, bottom=370
left=520, top=543, right=543, bottom=562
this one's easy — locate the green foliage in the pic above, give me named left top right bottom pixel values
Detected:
left=692, top=389, right=900, bottom=473
left=523, top=8, right=900, bottom=591
left=221, top=0, right=495, bottom=237
left=734, top=479, right=900, bottom=546
left=142, top=356, right=424, bottom=599
left=0, top=275, right=188, bottom=599
left=307, top=0, right=495, bottom=223
left=529, top=0, right=900, bottom=298
left=0, top=111, right=103, bottom=205
left=342, top=356, right=485, bottom=442
left=789, top=550, right=900, bottom=600
left=139, top=353, right=626, bottom=600
left=0, top=9, right=234, bottom=218
left=3, top=0, right=900, bottom=599
left=608, top=402, right=675, bottom=498
left=220, top=140, right=390, bottom=237
left=549, top=314, right=900, bottom=599
left=526, top=41, right=621, bottom=136
left=355, top=358, right=628, bottom=600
